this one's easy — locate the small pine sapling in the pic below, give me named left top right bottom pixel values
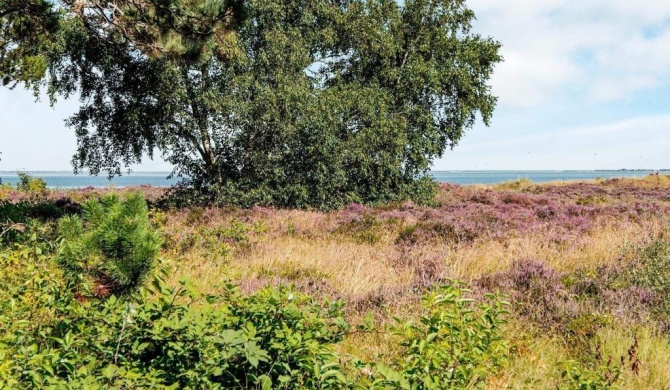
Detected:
left=57, top=193, right=161, bottom=297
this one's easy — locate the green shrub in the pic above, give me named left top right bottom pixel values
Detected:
left=185, top=206, right=205, bottom=224
left=1, top=242, right=513, bottom=390
left=557, top=360, right=621, bottom=390
left=214, top=220, right=251, bottom=244
left=0, top=200, right=68, bottom=246
left=575, top=195, right=608, bottom=206
left=354, top=284, right=510, bottom=389
left=0, top=257, right=350, bottom=389
left=495, top=178, right=533, bottom=191
left=179, top=221, right=254, bottom=259
left=57, top=193, right=161, bottom=296
left=3, top=225, right=513, bottom=389
left=257, top=263, right=331, bottom=281
left=161, top=176, right=438, bottom=211
left=396, top=222, right=464, bottom=248
left=565, top=314, right=612, bottom=356
left=16, top=172, right=47, bottom=194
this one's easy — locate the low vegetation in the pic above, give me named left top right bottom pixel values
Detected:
left=2, top=174, right=670, bottom=388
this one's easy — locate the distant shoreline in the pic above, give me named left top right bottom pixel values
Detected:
left=0, top=169, right=668, bottom=175
left=1, top=169, right=666, bottom=189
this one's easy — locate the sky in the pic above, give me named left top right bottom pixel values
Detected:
left=1, top=0, right=669, bottom=172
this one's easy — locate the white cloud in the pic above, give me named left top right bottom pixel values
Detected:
left=469, top=0, right=670, bottom=107
left=587, top=76, right=657, bottom=102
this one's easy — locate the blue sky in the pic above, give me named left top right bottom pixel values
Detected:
left=1, top=0, right=669, bottom=172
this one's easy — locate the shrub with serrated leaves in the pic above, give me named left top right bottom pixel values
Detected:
left=0, top=249, right=350, bottom=389
left=353, top=284, right=510, bottom=389
left=57, top=193, right=161, bottom=296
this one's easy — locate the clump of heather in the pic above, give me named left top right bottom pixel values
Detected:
left=395, top=221, right=466, bottom=248
left=340, top=202, right=369, bottom=223
left=409, top=255, right=448, bottom=288
left=475, top=238, right=670, bottom=336
left=599, top=286, right=659, bottom=323
left=1, top=185, right=167, bottom=205
left=476, top=260, right=579, bottom=329
left=328, top=177, right=670, bottom=249
left=392, top=198, right=602, bottom=248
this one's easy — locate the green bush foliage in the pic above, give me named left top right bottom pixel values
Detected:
left=0, top=257, right=350, bottom=388
left=57, top=193, right=161, bottom=296
left=1, top=237, right=513, bottom=389
left=619, top=240, right=670, bottom=325
left=624, top=240, right=670, bottom=292
left=352, top=285, right=510, bottom=389
left=171, top=220, right=255, bottom=259
left=566, top=239, right=670, bottom=330
left=557, top=360, right=621, bottom=390
left=336, top=216, right=387, bottom=245
left=0, top=199, right=71, bottom=246
left=16, top=172, right=47, bottom=194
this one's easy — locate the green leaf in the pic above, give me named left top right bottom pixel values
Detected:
left=257, top=374, right=272, bottom=390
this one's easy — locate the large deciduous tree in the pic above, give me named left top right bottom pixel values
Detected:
left=1, top=0, right=501, bottom=209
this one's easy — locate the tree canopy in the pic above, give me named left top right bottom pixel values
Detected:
left=0, top=0, right=59, bottom=86
left=1, top=0, right=502, bottom=209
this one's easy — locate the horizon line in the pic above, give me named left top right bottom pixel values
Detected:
left=1, top=169, right=668, bottom=175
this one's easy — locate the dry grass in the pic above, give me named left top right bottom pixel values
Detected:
left=154, top=175, right=670, bottom=274
left=168, top=236, right=409, bottom=297
left=164, top=207, right=669, bottom=301
left=441, top=217, right=670, bottom=280
left=495, top=324, right=670, bottom=390
left=156, top=174, right=670, bottom=301
left=151, top=174, right=670, bottom=387
left=488, top=173, right=670, bottom=192
left=599, top=327, right=670, bottom=390
left=240, top=238, right=406, bottom=295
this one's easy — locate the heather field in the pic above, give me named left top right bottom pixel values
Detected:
left=2, top=175, right=670, bottom=388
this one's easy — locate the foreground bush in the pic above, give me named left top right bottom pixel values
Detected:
left=0, top=239, right=514, bottom=389
left=352, top=285, right=510, bottom=389
left=0, top=250, right=350, bottom=389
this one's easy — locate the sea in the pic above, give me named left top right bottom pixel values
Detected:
left=0, top=170, right=664, bottom=188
